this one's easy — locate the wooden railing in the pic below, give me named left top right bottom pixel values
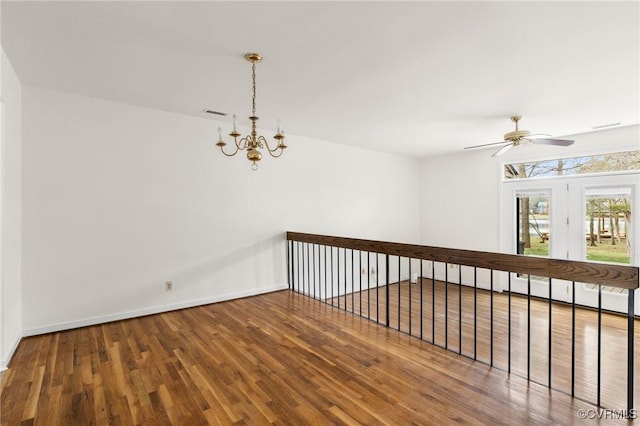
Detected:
left=286, top=231, right=639, bottom=415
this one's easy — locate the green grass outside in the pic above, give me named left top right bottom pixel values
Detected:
left=523, top=240, right=549, bottom=257
left=586, top=241, right=630, bottom=263
left=523, top=239, right=630, bottom=264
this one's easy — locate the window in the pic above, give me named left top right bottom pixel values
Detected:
left=504, top=150, right=640, bottom=180
left=501, top=151, right=639, bottom=312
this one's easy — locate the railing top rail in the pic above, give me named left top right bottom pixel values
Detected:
left=286, top=232, right=639, bottom=289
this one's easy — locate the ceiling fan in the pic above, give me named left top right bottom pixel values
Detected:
left=464, top=116, right=575, bottom=157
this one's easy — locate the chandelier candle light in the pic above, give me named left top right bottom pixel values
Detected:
left=216, top=53, right=287, bottom=170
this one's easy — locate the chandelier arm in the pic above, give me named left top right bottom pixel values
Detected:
left=266, top=148, right=285, bottom=158
left=237, top=136, right=249, bottom=150
left=217, top=144, right=240, bottom=157
left=262, top=137, right=285, bottom=154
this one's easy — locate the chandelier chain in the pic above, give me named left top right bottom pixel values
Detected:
left=251, top=62, right=257, bottom=117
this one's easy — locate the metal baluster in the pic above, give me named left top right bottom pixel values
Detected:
left=302, top=243, right=306, bottom=295
left=385, top=254, right=390, bottom=327
left=508, top=273, right=511, bottom=373
left=324, top=245, right=328, bottom=302
left=359, top=251, right=363, bottom=316
left=299, top=242, right=303, bottom=293
left=312, top=243, right=316, bottom=299
left=367, top=252, right=371, bottom=320
left=398, top=256, right=401, bottom=331
left=527, top=274, right=531, bottom=381
left=548, top=277, right=552, bottom=387
left=330, top=247, right=335, bottom=307
left=337, top=248, right=341, bottom=309
left=301, top=243, right=307, bottom=295
left=445, top=263, right=449, bottom=349
left=571, top=281, right=576, bottom=398
left=474, top=267, right=477, bottom=360
left=298, top=242, right=302, bottom=294
left=343, top=248, right=347, bottom=311
left=316, top=244, right=320, bottom=300
left=597, top=285, right=602, bottom=406
left=292, top=241, right=297, bottom=292
left=409, top=258, right=412, bottom=336
left=458, top=265, right=462, bottom=354
left=351, top=249, right=355, bottom=313
left=376, top=254, right=380, bottom=324
left=432, top=261, right=436, bottom=344
left=420, top=259, right=424, bottom=340
left=307, top=243, right=311, bottom=296
left=287, top=239, right=291, bottom=289
left=336, top=247, right=340, bottom=306
left=627, top=288, right=635, bottom=413
left=490, top=270, right=494, bottom=366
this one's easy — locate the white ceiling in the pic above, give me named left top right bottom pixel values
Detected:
left=2, top=1, right=638, bottom=158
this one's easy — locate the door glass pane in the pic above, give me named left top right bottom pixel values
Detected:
left=585, top=187, right=631, bottom=264
left=517, top=193, right=550, bottom=257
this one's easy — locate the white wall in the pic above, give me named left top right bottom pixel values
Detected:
left=16, top=82, right=639, bottom=340
left=21, top=86, right=422, bottom=334
left=420, top=124, right=640, bottom=253
left=0, top=48, right=23, bottom=370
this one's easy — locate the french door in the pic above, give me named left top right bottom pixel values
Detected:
left=502, top=172, right=639, bottom=313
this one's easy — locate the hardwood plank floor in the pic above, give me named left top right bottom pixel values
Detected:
left=328, top=279, right=640, bottom=412
left=1, top=289, right=635, bottom=425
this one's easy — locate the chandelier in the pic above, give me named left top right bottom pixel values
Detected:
left=216, top=53, right=287, bottom=170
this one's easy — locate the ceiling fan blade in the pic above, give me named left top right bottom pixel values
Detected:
left=528, top=133, right=552, bottom=138
left=492, top=143, right=515, bottom=157
left=464, top=141, right=509, bottom=150
left=531, top=138, right=575, bottom=146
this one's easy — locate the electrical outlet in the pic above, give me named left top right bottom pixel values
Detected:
left=165, top=281, right=173, bottom=292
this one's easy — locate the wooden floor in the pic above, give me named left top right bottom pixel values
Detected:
left=1, top=289, right=635, bottom=425
left=328, top=280, right=639, bottom=411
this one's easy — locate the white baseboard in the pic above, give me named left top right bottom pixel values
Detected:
left=22, top=284, right=289, bottom=337
left=0, top=333, right=22, bottom=372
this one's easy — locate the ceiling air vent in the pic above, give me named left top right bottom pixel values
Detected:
left=592, top=122, right=621, bottom=130
left=203, top=109, right=228, bottom=117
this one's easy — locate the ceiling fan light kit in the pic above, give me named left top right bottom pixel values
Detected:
left=464, top=115, right=575, bottom=157
left=503, top=115, right=529, bottom=142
